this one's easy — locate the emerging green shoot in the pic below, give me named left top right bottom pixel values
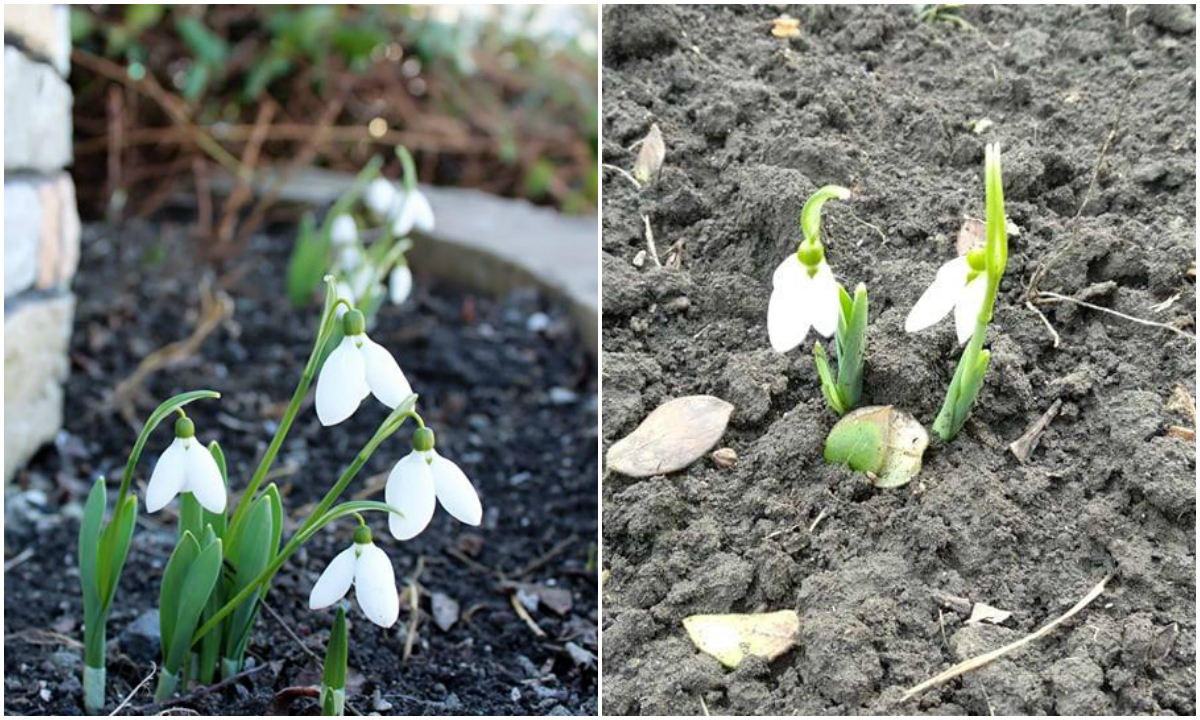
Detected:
left=321, top=608, right=349, bottom=716
left=914, top=142, right=1008, bottom=441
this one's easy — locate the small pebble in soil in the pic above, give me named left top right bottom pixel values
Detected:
left=526, top=312, right=551, bottom=332
left=549, top=387, right=578, bottom=405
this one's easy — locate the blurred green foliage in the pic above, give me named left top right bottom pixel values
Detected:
left=70, top=5, right=597, bottom=214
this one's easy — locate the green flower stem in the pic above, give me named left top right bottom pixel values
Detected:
left=191, top=401, right=419, bottom=646
left=933, top=143, right=1007, bottom=441
left=226, top=284, right=344, bottom=550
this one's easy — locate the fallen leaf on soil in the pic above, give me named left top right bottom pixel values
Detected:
left=456, top=532, right=485, bottom=557
left=500, top=581, right=573, bottom=616
left=711, top=447, right=737, bottom=468
left=431, top=591, right=460, bottom=632
left=824, top=406, right=929, bottom=488
left=682, top=610, right=800, bottom=668
left=966, top=602, right=1012, bottom=625
left=1167, top=425, right=1195, bottom=441
left=971, top=117, right=994, bottom=134
left=607, top=396, right=734, bottom=477
left=771, top=15, right=801, bottom=38
left=956, top=217, right=986, bottom=256
left=1009, top=399, right=1062, bottom=463
left=1165, top=384, right=1195, bottom=422
left=633, top=124, right=665, bottom=185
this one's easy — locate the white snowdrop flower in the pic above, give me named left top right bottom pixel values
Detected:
left=330, top=214, right=358, bottom=247
left=308, top=527, right=399, bottom=628
left=389, top=265, right=413, bottom=306
left=386, top=427, right=482, bottom=541
left=904, top=251, right=988, bottom=345
left=145, top=417, right=226, bottom=514
left=389, top=188, right=435, bottom=237
left=766, top=248, right=840, bottom=354
left=315, top=309, right=413, bottom=426
left=364, top=178, right=396, bottom=219
left=337, top=244, right=362, bottom=273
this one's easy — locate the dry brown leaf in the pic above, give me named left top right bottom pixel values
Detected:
left=956, top=217, right=986, bottom=256
left=683, top=611, right=800, bottom=668
left=632, top=124, right=666, bottom=185
left=607, top=396, right=734, bottom=477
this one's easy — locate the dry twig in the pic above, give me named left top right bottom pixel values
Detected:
left=110, top=663, right=157, bottom=715
left=899, top=574, right=1112, bottom=703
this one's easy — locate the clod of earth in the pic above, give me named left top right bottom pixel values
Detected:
left=606, top=395, right=734, bottom=477
left=682, top=610, right=800, bottom=668
left=824, top=405, right=928, bottom=488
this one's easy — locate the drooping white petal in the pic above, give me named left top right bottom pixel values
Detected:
left=772, top=252, right=808, bottom=288
left=386, top=451, right=437, bottom=541
left=389, top=265, right=413, bottom=305
left=183, top=441, right=226, bottom=514
left=360, top=335, right=413, bottom=408
left=349, top=265, right=374, bottom=299
left=330, top=215, right=357, bottom=247
left=365, top=178, right=396, bottom=218
left=408, top=190, right=435, bottom=233
left=904, top=256, right=971, bottom=334
left=954, top=274, right=989, bottom=345
left=309, top=546, right=356, bottom=609
left=767, top=256, right=812, bottom=353
left=145, top=438, right=188, bottom=512
left=430, top=452, right=482, bottom=526
left=353, top=543, right=399, bottom=627
left=315, top=337, right=370, bottom=426
left=391, top=194, right=416, bottom=237
left=808, top=261, right=841, bottom=339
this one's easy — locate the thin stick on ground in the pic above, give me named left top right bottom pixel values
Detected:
left=402, top=556, right=425, bottom=663
left=602, top=163, right=642, bottom=190
left=262, top=600, right=321, bottom=662
left=509, top=593, right=547, bottom=637
left=1036, top=292, right=1195, bottom=341
left=110, top=662, right=157, bottom=715
left=642, top=215, right=662, bottom=267
left=899, top=574, right=1113, bottom=704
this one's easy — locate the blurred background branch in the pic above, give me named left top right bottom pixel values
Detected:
left=69, top=4, right=598, bottom=242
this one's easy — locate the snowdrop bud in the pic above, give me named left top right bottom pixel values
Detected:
left=389, top=265, right=413, bottom=306
left=364, top=178, right=395, bottom=219
left=330, top=215, right=357, bottom=247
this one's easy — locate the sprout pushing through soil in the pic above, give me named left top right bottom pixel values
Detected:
left=908, top=143, right=1010, bottom=441
left=78, top=145, right=485, bottom=712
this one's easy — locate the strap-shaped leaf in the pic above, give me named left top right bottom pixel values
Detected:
left=224, top=495, right=275, bottom=657
left=160, top=531, right=202, bottom=659
left=196, top=575, right=226, bottom=684
left=97, top=495, right=138, bottom=608
left=835, top=284, right=868, bottom=410
left=165, top=538, right=224, bottom=673
left=78, top=478, right=107, bottom=622
left=812, top=343, right=846, bottom=416
left=323, top=607, right=348, bottom=691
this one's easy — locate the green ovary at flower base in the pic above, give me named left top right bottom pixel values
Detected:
left=767, top=185, right=869, bottom=416
left=906, top=142, right=1009, bottom=441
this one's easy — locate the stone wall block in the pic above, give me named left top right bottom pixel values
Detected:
left=3, top=5, right=71, bottom=76
left=3, top=294, right=75, bottom=481
left=3, top=173, right=81, bottom=296
left=4, top=45, right=73, bottom=173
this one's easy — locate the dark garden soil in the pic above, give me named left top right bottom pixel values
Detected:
left=601, top=4, right=1195, bottom=716
left=4, top=215, right=598, bottom=715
